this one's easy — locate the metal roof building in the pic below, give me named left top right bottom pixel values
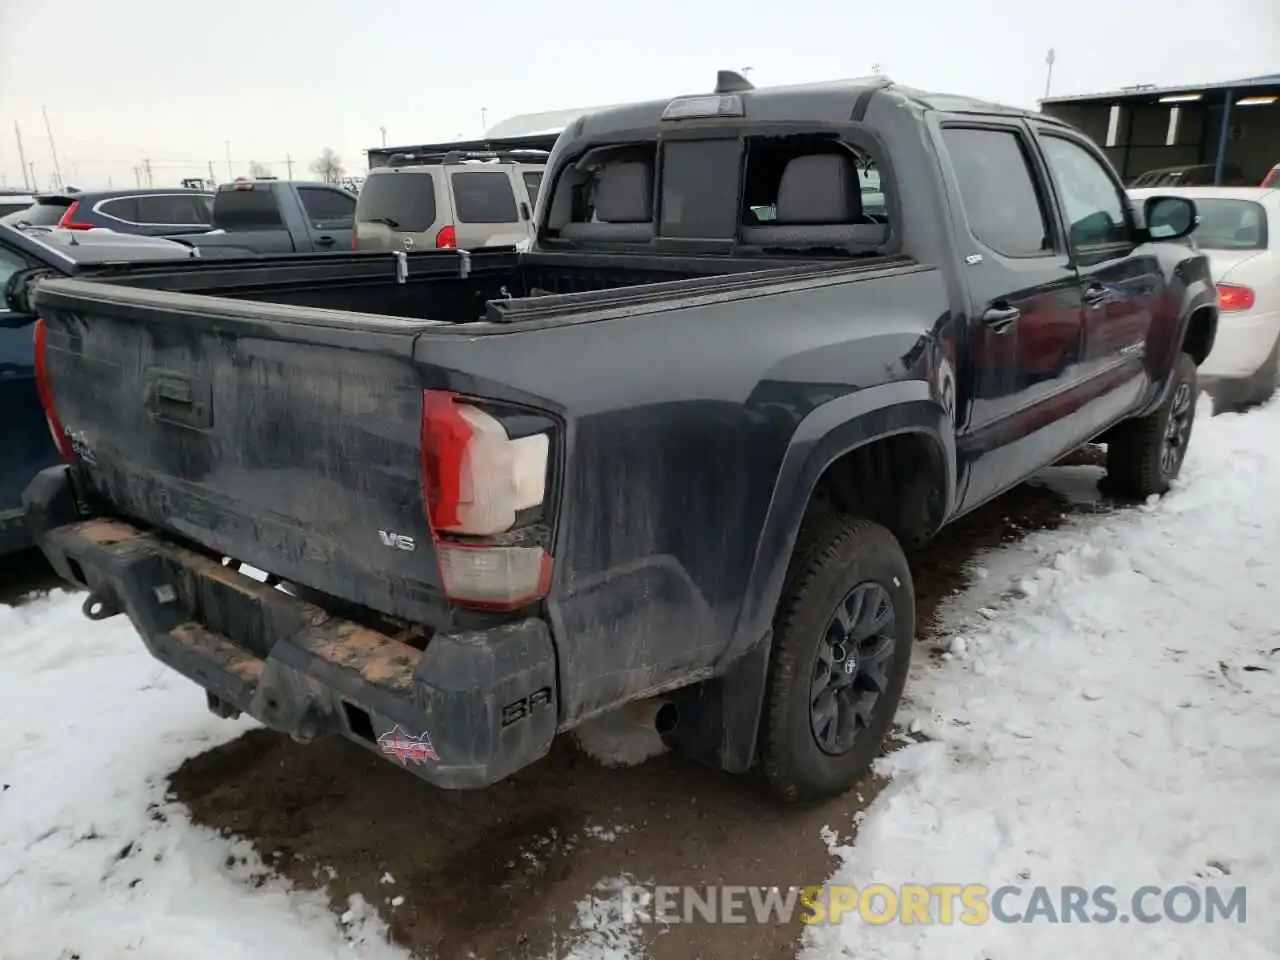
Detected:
left=1040, top=72, right=1280, bottom=185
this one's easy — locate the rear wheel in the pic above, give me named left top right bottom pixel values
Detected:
left=760, top=514, right=914, bottom=803
left=1104, top=352, right=1198, bottom=499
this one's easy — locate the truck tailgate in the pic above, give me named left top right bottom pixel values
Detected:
left=32, top=278, right=449, bottom=623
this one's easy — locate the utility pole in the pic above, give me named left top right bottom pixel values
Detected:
left=380, top=126, right=387, bottom=146
left=208, top=160, right=216, bottom=185
left=481, top=107, right=488, bottom=135
left=28, top=162, right=36, bottom=190
left=133, top=165, right=141, bottom=188
left=14, top=122, right=30, bottom=190
left=285, top=153, right=293, bottom=179
left=1044, top=48, right=1056, bottom=101
left=143, top=158, right=153, bottom=187
left=224, top=140, right=232, bottom=179
left=41, top=106, right=63, bottom=190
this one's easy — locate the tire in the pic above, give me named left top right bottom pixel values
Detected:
left=760, top=514, right=914, bottom=803
left=1104, top=351, right=1198, bottom=499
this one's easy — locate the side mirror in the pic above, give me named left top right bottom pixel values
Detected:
left=1142, top=195, right=1199, bottom=242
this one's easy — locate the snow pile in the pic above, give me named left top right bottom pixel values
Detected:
left=0, top=592, right=408, bottom=960
left=803, top=396, right=1280, bottom=959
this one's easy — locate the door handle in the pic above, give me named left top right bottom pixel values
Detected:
left=1083, top=284, right=1111, bottom=307
left=981, top=304, right=1021, bottom=333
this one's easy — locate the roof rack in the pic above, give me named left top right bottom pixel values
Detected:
left=386, top=148, right=551, bottom=168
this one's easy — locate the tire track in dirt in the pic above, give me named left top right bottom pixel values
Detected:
left=157, top=456, right=1111, bottom=959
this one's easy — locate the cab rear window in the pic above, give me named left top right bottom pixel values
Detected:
left=356, top=172, right=437, bottom=233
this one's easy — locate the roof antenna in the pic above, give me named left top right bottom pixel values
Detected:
left=715, top=69, right=754, bottom=94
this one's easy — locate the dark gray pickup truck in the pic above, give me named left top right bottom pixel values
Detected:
left=21, top=72, right=1215, bottom=802
left=167, top=179, right=356, bottom=255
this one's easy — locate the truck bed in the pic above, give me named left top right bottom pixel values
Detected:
left=71, top=247, right=899, bottom=325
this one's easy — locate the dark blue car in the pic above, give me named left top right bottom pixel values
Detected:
left=0, top=223, right=201, bottom=553
left=1, top=187, right=213, bottom=236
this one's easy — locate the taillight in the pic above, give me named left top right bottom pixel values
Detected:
left=420, top=390, right=554, bottom=610
left=351, top=229, right=359, bottom=251
left=1217, top=283, right=1256, bottom=312
left=55, top=201, right=92, bottom=230
left=434, top=224, right=457, bottom=249
left=33, top=319, right=75, bottom=460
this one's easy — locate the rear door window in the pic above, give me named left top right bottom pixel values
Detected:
left=213, top=188, right=284, bottom=228
left=135, top=194, right=210, bottom=225
left=298, top=186, right=356, bottom=228
left=941, top=127, right=1051, bottom=257
left=450, top=171, right=519, bottom=223
left=658, top=138, right=743, bottom=240
left=356, top=172, right=437, bottom=232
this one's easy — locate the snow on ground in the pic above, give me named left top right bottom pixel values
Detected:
left=0, top=594, right=409, bottom=960
left=4, top=393, right=1279, bottom=960
left=803, top=394, right=1280, bottom=959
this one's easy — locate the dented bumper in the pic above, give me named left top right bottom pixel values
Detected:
left=22, top=466, right=559, bottom=790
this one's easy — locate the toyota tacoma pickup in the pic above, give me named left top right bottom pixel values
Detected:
left=21, top=73, right=1215, bottom=802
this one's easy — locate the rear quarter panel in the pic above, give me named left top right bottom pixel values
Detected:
left=414, top=265, right=955, bottom=723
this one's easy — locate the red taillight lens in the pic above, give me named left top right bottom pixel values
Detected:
left=55, top=201, right=92, bottom=230
left=1217, top=283, right=1256, bottom=312
left=351, top=230, right=359, bottom=251
left=420, top=389, right=553, bottom=610
left=33, top=319, right=75, bottom=460
left=1261, top=165, right=1279, bottom=188
left=434, top=224, right=457, bottom=249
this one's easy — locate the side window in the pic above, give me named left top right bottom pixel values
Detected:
left=522, top=171, right=543, bottom=208
left=450, top=171, right=519, bottom=223
left=1038, top=135, right=1130, bottom=247
left=298, top=187, right=355, bottom=227
left=941, top=127, right=1050, bottom=258
left=98, top=197, right=141, bottom=224
left=136, top=194, right=208, bottom=225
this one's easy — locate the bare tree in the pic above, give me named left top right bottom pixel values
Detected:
left=248, top=160, right=272, bottom=178
left=310, top=148, right=344, bottom=184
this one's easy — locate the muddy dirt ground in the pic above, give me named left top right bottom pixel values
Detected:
left=6, top=450, right=1117, bottom=959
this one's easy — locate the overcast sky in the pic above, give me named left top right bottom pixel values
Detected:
left=1, top=0, right=1277, bottom=191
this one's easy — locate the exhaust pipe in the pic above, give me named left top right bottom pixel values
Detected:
left=614, top=696, right=680, bottom=736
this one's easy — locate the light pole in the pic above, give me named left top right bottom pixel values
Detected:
left=1044, top=48, right=1056, bottom=101
left=380, top=126, right=387, bottom=146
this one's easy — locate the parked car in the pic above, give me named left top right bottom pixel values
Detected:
left=354, top=149, right=545, bottom=252
left=1130, top=185, right=1280, bottom=407
left=168, top=179, right=356, bottom=254
left=1, top=188, right=213, bottom=236
left=1130, top=163, right=1252, bottom=188
left=0, top=192, right=34, bottom=220
left=0, top=223, right=201, bottom=554
left=20, top=73, right=1214, bottom=803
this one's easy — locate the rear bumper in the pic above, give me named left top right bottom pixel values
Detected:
left=1199, top=309, right=1280, bottom=380
left=22, top=466, right=558, bottom=790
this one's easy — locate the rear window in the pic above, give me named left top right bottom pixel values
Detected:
left=450, top=171, right=518, bottom=223
left=213, top=187, right=283, bottom=229
left=1186, top=198, right=1268, bottom=250
left=0, top=200, right=31, bottom=219
left=16, top=199, right=73, bottom=226
left=356, top=171, right=437, bottom=233
left=659, top=138, right=742, bottom=240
